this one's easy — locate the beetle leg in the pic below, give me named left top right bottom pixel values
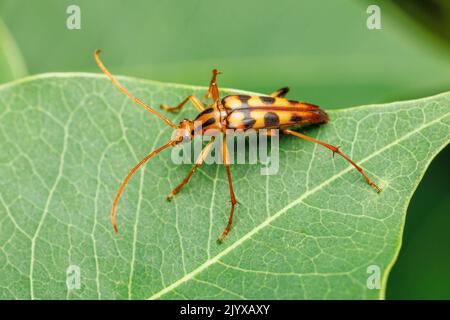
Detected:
left=217, top=135, right=238, bottom=243
left=160, top=95, right=205, bottom=112
left=270, top=87, right=290, bottom=98
left=283, top=129, right=381, bottom=193
left=166, top=138, right=215, bottom=201
left=205, top=69, right=221, bottom=102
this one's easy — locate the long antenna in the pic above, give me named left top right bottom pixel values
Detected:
left=111, top=140, right=176, bottom=233
left=95, top=49, right=177, bottom=129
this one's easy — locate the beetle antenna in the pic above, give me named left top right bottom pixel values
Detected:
left=111, top=139, right=176, bottom=233
left=95, top=49, right=177, bottom=129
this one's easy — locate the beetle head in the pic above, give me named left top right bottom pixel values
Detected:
left=171, top=119, right=195, bottom=144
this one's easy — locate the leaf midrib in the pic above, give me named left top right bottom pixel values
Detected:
left=148, top=111, right=449, bottom=300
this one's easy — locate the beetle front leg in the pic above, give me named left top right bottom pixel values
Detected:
left=166, top=138, right=215, bottom=200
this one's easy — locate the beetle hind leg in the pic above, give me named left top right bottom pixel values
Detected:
left=283, top=129, right=381, bottom=193
left=270, top=87, right=290, bottom=98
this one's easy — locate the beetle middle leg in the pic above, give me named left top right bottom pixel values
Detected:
left=217, top=135, right=238, bottom=243
left=166, top=138, right=215, bottom=201
left=283, top=129, right=381, bottom=192
left=160, top=95, right=205, bottom=112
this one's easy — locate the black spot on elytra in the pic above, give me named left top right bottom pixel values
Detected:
left=237, top=95, right=251, bottom=103
left=260, top=96, right=275, bottom=104
left=290, top=114, right=302, bottom=122
left=242, top=116, right=256, bottom=129
left=264, top=112, right=280, bottom=127
left=227, top=109, right=256, bottom=129
left=222, top=95, right=251, bottom=109
left=240, top=109, right=256, bottom=129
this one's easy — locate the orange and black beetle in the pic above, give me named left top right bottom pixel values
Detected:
left=95, top=50, right=380, bottom=243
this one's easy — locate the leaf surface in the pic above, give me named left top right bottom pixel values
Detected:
left=0, top=73, right=448, bottom=299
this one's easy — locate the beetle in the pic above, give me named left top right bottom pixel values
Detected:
left=95, top=49, right=381, bottom=243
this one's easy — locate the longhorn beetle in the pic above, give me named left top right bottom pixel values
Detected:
left=95, top=49, right=381, bottom=243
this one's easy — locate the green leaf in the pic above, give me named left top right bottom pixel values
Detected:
left=0, top=19, right=27, bottom=84
left=0, top=73, right=448, bottom=299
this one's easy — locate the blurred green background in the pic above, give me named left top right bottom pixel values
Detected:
left=0, top=0, right=448, bottom=299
